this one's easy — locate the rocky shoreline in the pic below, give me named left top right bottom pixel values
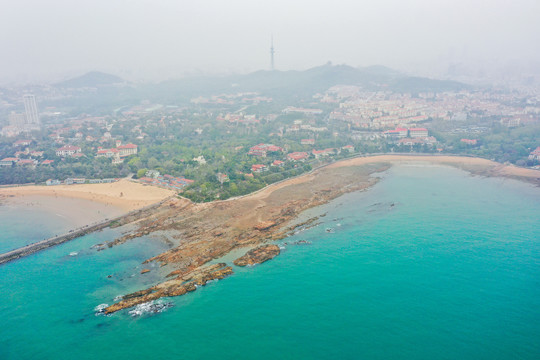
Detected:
left=105, top=263, right=234, bottom=314
left=100, top=156, right=540, bottom=314
left=101, top=162, right=387, bottom=313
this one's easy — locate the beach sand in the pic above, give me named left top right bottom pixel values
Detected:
left=325, top=155, right=540, bottom=183
left=0, top=179, right=176, bottom=213
left=3, top=195, right=127, bottom=232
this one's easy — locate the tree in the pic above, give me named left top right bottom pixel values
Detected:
left=136, top=168, right=148, bottom=178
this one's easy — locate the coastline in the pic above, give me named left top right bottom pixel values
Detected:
left=2, top=155, right=538, bottom=312
left=325, top=154, right=540, bottom=184
left=100, top=155, right=540, bottom=313
left=0, top=156, right=536, bottom=214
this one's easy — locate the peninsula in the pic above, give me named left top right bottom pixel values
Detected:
left=91, top=155, right=539, bottom=313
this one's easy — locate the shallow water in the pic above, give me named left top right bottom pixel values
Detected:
left=1, top=164, right=539, bottom=360
left=0, top=195, right=123, bottom=252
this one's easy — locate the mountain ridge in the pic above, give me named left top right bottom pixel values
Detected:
left=54, top=71, right=125, bottom=88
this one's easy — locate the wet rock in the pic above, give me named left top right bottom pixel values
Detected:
left=104, top=263, right=233, bottom=314
left=141, top=269, right=151, bottom=274
left=233, top=244, right=280, bottom=267
left=122, top=289, right=153, bottom=300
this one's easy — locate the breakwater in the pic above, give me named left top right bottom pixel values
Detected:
left=0, top=197, right=173, bottom=266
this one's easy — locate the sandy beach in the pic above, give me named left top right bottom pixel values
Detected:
left=325, top=154, right=540, bottom=183
left=0, top=156, right=536, bottom=216
left=0, top=179, right=176, bottom=213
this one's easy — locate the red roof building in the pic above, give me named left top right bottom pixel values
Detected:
left=251, top=164, right=268, bottom=173
left=398, top=138, right=425, bottom=146
left=409, top=128, right=429, bottom=138
left=461, top=139, right=478, bottom=145
left=287, top=152, right=309, bottom=161
left=383, top=128, right=408, bottom=138
left=248, top=143, right=284, bottom=157
left=56, top=145, right=81, bottom=157
left=117, top=144, right=138, bottom=157
left=312, top=148, right=336, bottom=159
left=0, top=157, right=18, bottom=166
left=96, top=148, right=120, bottom=158
left=528, top=146, right=540, bottom=161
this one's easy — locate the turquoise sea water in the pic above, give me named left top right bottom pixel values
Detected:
left=1, top=164, right=539, bottom=360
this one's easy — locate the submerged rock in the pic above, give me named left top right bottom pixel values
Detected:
left=233, top=244, right=280, bottom=267
left=141, top=269, right=151, bottom=274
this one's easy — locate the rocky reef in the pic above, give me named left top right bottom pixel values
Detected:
left=104, top=263, right=233, bottom=314
left=233, top=244, right=281, bottom=267
left=99, top=162, right=388, bottom=314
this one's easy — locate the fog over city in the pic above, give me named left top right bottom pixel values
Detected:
left=1, top=0, right=539, bottom=83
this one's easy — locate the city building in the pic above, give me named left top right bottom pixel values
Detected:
left=56, top=145, right=81, bottom=157
left=409, top=128, right=429, bottom=138
left=117, top=144, right=138, bottom=157
left=251, top=164, right=268, bottom=173
left=23, top=94, right=40, bottom=127
left=248, top=143, right=283, bottom=157
left=528, top=147, right=540, bottom=161
left=287, top=152, right=309, bottom=161
left=0, top=157, right=18, bottom=166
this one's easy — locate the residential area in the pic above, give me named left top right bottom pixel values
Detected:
left=1, top=68, right=539, bottom=201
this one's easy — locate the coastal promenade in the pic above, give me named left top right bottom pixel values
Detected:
left=0, top=196, right=174, bottom=266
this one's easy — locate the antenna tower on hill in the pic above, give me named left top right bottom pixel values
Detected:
left=270, top=35, right=275, bottom=71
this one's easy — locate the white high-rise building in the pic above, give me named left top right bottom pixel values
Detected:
left=23, top=95, right=40, bottom=127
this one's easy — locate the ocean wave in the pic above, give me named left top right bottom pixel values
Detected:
left=128, top=300, right=174, bottom=317
left=94, top=303, right=109, bottom=316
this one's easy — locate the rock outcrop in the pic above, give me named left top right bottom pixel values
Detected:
left=254, top=221, right=276, bottom=231
left=233, top=244, right=281, bottom=267
left=100, top=162, right=388, bottom=314
left=104, top=263, right=233, bottom=314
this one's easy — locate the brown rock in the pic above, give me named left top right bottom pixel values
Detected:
left=141, top=269, right=151, bottom=274
left=233, top=244, right=280, bottom=267
left=122, top=288, right=153, bottom=300
left=104, top=263, right=234, bottom=314
left=254, top=221, right=276, bottom=231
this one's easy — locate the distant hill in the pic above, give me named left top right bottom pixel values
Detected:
left=150, top=63, right=469, bottom=101
left=44, top=64, right=470, bottom=112
left=55, top=71, right=125, bottom=88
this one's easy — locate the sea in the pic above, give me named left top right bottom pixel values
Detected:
left=0, top=164, right=539, bottom=360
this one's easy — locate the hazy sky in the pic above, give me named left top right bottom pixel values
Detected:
left=1, top=0, right=539, bottom=82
